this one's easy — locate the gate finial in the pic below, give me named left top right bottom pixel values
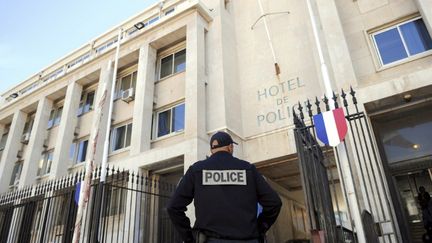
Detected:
left=297, top=101, right=304, bottom=121
left=306, top=99, right=313, bottom=119
left=323, top=95, right=330, bottom=111
left=350, top=86, right=357, bottom=105
left=341, top=89, right=348, bottom=108
left=332, top=91, right=339, bottom=109
left=315, top=97, right=321, bottom=114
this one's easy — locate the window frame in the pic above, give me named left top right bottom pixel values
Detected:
left=9, top=160, right=23, bottom=186
left=157, top=45, right=186, bottom=80
left=78, top=90, right=96, bottom=116
left=48, top=104, right=64, bottom=129
left=70, top=138, right=89, bottom=164
left=371, top=16, right=432, bottom=68
left=38, top=150, right=54, bottom=176
left=0, top=129, right=9, bottom=152
left=115, top=69, right=138, bottom=100
left=110, top=122, right=133, bottom=153
left=153, top=102, right=185, bottom=139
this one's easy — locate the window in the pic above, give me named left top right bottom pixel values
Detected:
left=159, top=49, right=186, bottom=79
left=67, top=53, right=90, bottom=70
left=110, top=123, right=132, bottom=152
left=9, top=160, right=23, bottom=186
left=105, top=186, right=126, bottom=216
left=148, top=16, right=159, bottom=25
left=0, top=130, right=8, bottom=151
left=78, top=91, right=95, bottom=116
left=48, top=106, right=63, bottom=129
left=372, top=18, right=432, bottom=66
left=43, top=68, right=65, bottom=83
left=165, top=7, right=175, bottom=16
left=155, top=103, right=185, bottom=138
left=116, top=71, right=137, bottom=99
left=23, top=116, right=35, bottom=135
left=69, top=139, right=89, bottom=164
left=38, top=150, right=54, bottom=176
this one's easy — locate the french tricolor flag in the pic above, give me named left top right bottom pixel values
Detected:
left=313, top=108, right=348, bottom=147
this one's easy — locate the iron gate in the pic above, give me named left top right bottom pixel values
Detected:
left=0, top=166, right=180, bottom=243
left=293, top=88, right=398, bottom=242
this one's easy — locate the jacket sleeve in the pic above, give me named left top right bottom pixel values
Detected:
left=252, top=165, right=282, bottom=234
left=167, top=166, right=195, bottom=242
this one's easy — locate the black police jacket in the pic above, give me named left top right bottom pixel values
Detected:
left=167, top=151, right=282, bottom=242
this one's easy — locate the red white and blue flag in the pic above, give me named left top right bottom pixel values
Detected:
left=313, top=108, right=348, bottom=147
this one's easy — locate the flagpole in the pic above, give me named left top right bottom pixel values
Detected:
left=305, top=0, right=366, bottom=242
left=72, top=27, right=123, bottom=243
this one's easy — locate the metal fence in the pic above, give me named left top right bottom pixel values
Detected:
left=293, top=88, right=398, bottom=242
left=0, top=166, right=181, bottom=243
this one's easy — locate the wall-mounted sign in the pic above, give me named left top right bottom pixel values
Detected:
left=255, top=77, right=306, bottom=126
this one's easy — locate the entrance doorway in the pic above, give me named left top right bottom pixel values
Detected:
left=394, top=169, right=432, bottom=242
left=395, top=169, right=432, bottom=224
left=370, top=94, right=432, bottom=243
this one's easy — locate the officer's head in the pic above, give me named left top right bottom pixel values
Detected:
left=210, top=131, right=238, bottom=155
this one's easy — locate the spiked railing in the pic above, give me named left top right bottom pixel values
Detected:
left=0, top=165, right=180, bottom=243
left=292, top=87, right=398, bottom=243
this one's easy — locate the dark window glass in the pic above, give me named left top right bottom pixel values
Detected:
left=375, top=107, right=432, bottom=164
left=69, top=143, right=76, bottom=160
left=46, top=152, right=53, bottom=174
left=400, top=19, right=432, bottom=56
left=77, top=140, right=88, bottom=163
left=9, top=161, right=23, bottom=185
left=172, top=104, right=185, bottom=132
left=158, top=110, right=171, bottom=137
left=160, top=55, right=173, bottom=79
left=54, top=107, right=63, bottom=126
left=48, top=109, right=55, bottom=128
left=174, top=49, right=186, bottom=73
left=126, top=124, right=132, bottom=147
left=114, top=125, right=126, bottom=151
left=84, top=91, right=95, bottom=113
left=121, top=74, right=132, bottom=92
left=0, top=133, right=8, bottom=151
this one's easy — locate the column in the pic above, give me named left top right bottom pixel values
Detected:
left=87, top=61, right=114, bottom=166
left=50, top=81, right=82, bottom=177
left=19, top=97, right=53, bottom=187
left=184, top=14, right=208, bottom=224
left=184, top=13, right=208, bottom=153
left=0, top=111, right=27, bottom=192
left=130, top=44, right=157, bottom=155
left=415, top=0, right=432, bottom=35
left=312, top=0, right=357, bottom=89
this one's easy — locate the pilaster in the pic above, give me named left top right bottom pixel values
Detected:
left=184, top=13, right=207, bottom=163
left=19, top=97, right=53, bottom=187
left=50, top=81, right=82, bottom=177
left=87, top=61, right=114, bottom=166
left=313, top=0, right=358, bottom=90
left=130, top=44, right=157, bottom=155
left=0, top=111, right=27, bottom=192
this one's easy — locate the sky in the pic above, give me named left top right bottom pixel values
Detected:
left=0, top=0, right=157, bottom=94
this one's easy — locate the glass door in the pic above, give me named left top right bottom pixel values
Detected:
left=395, top=169, right=432, bottom=223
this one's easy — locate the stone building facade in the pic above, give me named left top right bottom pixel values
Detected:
left=0, top=0, right=431, bottom=242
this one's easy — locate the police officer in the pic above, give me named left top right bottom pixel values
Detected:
left=167, top=131, right=282, bottom=243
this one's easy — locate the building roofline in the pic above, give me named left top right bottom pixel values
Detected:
left=2, top=0, right=211, bottom=98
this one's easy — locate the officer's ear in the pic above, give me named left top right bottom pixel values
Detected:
left=228, top=144, right=234, bottom=154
